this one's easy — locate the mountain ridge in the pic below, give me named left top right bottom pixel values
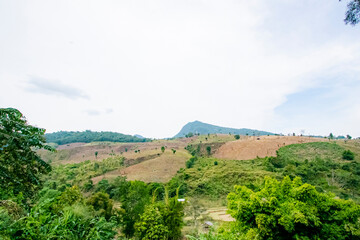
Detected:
left=173, top=120, right=274, bottom=138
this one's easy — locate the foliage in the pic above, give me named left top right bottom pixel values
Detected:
left=174, top=157, right=275, bottom=198
left=264, top=142, right=360, bottom=200
left=342, top=0, right=360, bottom=25
left=227, top=176, right=360, bottom=240
left=234, top=135, right=240, bottom=140
left=1, top=186, right=117, bottom=239
left=185, top=132, right=194, bottom=138
left=343, top=150, right=355, bottom=160
left=206, top=146, right=211, bottom=156
left=135, top=204, right=169, bottom=240
left=87, top=192, right=114, bottom=220
left=0, top=108, right=54, bottom=199
left=121, top=180, right=151, bottom=238
left=45, top=156, right=124, bottom=186
left=161, top=146, right=166, bottom=153
left=45, top=130, right=149, bottom=145
left=135, top=187, right=185, bottom=240
left=186, top=156, right=198, bottom=168
left=162, top=188, right=185, bottom=239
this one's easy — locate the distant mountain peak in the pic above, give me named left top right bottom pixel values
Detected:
left=173, top=121, right=274, bottom=138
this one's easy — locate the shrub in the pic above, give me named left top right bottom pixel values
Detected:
left=343, top=150, right=355, bottom=160
left=87, top=192, right=113, bottom=220
left=227, top=176, right=360, bottom=239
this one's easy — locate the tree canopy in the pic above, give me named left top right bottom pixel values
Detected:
left=227, top=176, right=360, bottom=239
left=342, top=0, right=360, bottom=25
left=45, top=130, right=149, bottom=145
left=0, top=108, right=54, bottom=198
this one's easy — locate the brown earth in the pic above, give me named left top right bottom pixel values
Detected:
left=92, top=151, right=190, bottom=184
left=214, top=136, right=326, bottom=160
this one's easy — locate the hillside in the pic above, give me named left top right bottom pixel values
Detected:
left=173, top=120, right=274, bottom=138
left=45, top=130, right=150, bottom=145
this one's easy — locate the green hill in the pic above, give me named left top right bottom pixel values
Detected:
left=173, top=120, right=274, bottom=138
left=45, top=130, right=150, bottom=145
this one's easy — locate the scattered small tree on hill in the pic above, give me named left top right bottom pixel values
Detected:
left=161, top=146, right=165, bottom=153
left=234, top=134, right=240, bottom=140
left=95, top=151, right=98, bottom=159
left=343, top=150, right=355, bottom=160
left=329, top=133, right=334, bottom=140
left=206, top=146, right=211, bottom=156
left=347, top=134, right=352, bottom=140
left=172, top=149, right=176, bottom=154
left=185, top=132, right=194, bottom=138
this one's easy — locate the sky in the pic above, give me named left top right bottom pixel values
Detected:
left=0, top=0, right=359, bottom=138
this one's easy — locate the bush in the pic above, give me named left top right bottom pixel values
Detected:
left=227, top=176, right=360, bottom=239
left=87, top=192, right=113, bottom=220
left=343, top=150, right=355, bottom=160
left=186, top=156, right=198, bottom=169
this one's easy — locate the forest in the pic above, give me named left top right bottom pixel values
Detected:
left=45, top=131, right=150, bottom=145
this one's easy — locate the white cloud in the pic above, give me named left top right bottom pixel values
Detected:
left=0, top=0, right=359, bottom=138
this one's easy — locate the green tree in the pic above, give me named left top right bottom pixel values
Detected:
left=87, top=192, right=114, bottom=220
left=135, top=204, right=169, bottom=240
left=234, top=134, right=240, bottom=140
left=0, top=108, right=54, bottom=198
left=343, top=150, right=355, bottom=160
left=121, top=180, right=151, bottom=238
left=227, top=176, right=360, bottom=239
left=95, top=151, right=98, bottom=159
left=161, top=146, right=166, bottom=153
left=185, top=132, right=194, bottom=138
left=206, top=146, right=211, bottom=156
left=347, top=134, right=352, bottom=140
left=329, top=133, right=334, bottom=140
left=341, top=0, right=360, bottom=25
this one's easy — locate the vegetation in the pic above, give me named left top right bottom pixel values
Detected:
left=341, top=0, right=360, bottom=25
left=343, top=150, right=355, bottom=160
left=2, top=108, right=360, bottom=239
left=226, top=176, right=360, bottom=239
left=0, top=108, right=54, bottom=199
left=174, top=120, right=273, bottom=138
left=45, top=130, right=150, bottom=145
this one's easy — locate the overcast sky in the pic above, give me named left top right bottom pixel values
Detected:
left=1, top=0, right=359, bottom=138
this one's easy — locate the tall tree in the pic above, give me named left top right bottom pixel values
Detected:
left=0, top=108, right=54, bottom=198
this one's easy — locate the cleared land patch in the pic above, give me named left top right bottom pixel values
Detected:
left=92, top=150, right=191, bottom=183
left=214, top=136, right=326, bottom=160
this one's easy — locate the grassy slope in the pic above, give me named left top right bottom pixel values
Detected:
left=173, top=140, right=360, bottom=203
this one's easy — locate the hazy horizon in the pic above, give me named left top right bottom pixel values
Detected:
left=1, top=0, right=359, bottom=138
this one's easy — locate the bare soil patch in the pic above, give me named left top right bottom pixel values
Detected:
left=92, top=150, right=190, bottom=184
left=214, top=136, right=326, bottom=160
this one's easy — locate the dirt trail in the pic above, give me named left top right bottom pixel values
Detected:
left=214, top=136, right=326, bottom=160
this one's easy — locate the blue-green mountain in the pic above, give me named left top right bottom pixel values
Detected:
left=173, top=121, right=274, bottom=138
